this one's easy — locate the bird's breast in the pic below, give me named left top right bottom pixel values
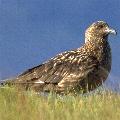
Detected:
left=99, top=42, right=111, bottom=72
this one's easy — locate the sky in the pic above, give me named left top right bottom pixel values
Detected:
left=0, top=0, right=120, bottom=91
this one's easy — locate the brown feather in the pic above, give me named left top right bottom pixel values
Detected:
left=3, top=21, right=117, bottom=94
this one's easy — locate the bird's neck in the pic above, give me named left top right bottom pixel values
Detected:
left=85, top=34, right=108, bottom=44
left=84, top=35, right=109, bottom=52
left=84, top=35, right=111, bottom=66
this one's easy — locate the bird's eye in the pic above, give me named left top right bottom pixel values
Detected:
left=99, top=25, right=104, bottom=29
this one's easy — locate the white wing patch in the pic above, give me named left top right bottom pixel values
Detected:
left=34, top=80, right=44, bottom=84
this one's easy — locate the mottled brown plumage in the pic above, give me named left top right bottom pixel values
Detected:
left=3, top=21, right=117, bottom=94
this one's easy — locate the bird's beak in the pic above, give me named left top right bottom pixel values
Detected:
left=105, top=27, right=117, bottom=35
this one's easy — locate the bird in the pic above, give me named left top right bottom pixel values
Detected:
left=2, top=21, right=117, bottom=94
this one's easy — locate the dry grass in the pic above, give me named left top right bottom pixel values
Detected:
left=0, top=87, right=120, bottom=120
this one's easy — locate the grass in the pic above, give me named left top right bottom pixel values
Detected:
left=0, top=87, right=120, bottom=120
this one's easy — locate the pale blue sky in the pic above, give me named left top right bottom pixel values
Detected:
left=0, top=0, right=120, bottom=90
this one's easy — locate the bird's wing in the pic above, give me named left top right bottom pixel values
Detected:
left=13, top=50, right=99, bottom=89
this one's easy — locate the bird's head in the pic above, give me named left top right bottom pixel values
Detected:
left=85, top=21, right=117, bottom=43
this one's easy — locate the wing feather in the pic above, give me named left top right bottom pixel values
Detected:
left=7, top=49, right=99, bottom=92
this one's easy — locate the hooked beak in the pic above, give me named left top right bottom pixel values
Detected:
left=105, top=27, right=117, bottom=35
